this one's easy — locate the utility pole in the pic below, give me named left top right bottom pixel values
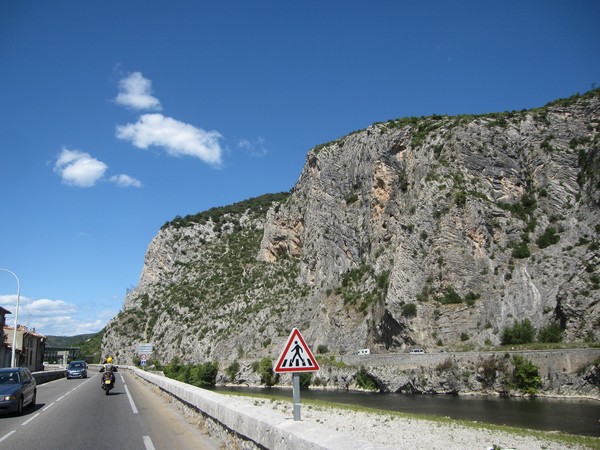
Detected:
left=0, top=268, right=21, bottom=367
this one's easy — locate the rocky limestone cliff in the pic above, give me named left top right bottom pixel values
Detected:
left=103, top=90, right=600, bottom=373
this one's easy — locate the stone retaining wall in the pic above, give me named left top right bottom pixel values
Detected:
left=341, top=348, right=600, bottom=377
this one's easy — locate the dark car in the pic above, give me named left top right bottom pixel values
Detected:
left=66, top=361, right=88, bottom=379
left=0, top=367, right=37, bottom=415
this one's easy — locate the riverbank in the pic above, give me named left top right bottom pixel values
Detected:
left=226, top=381, right=600, bottom=402
left=225, top=394, right=600, bottom=449
left=215, top=383, right=600, bottom=437
left=224, top=348, right=600, bottom=401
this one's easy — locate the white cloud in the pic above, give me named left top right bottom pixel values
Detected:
left=70, top=319, right=107, bottom=335
left=239, top=136, right=267, bottom=157
left=116, top=113, right=223, bottom=166
left=53, top=148, right=141, bottom=188
left=109, top=174, right=143, bottom=188
left=115, top=72, right=162, bottom=111
left=54, top=148, right=108, bottom=187
left=0, top=294, right=114, bottom=336
left=25, top=298, right=78, bottom=315
left=0, top=295, right=76, bottom=317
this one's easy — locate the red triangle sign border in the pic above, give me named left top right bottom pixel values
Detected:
left=274, top=328, right=320, bottom=373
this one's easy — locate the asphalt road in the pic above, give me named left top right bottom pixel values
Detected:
left=0, top=370, right=221, bottom=450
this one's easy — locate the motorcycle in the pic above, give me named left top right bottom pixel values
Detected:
left=101, top=370, right=115, bottom=395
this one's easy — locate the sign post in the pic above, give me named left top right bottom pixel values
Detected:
left=292, top=373, right=301, bottom=421
left=137, top=343, right=153, bottom=355
left=274, top=328, right=320, bottom=421
left=138, top=343, right=153, bottom=370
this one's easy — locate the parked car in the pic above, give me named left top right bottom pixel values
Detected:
left=66, top=360, right=88, bottom=379
left=0, top=367, right=37, bottom=415
left=409, top=348, right=425, bottom=354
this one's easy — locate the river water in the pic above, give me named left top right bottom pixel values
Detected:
left=213, top=386, right=600, bottom=437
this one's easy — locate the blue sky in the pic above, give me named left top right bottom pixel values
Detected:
left=1, top=1, right=599, bottom=336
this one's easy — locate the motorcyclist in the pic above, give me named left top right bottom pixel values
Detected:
left=103, top=356, right=116, bottom=372
left=100, top=357, right=116, bottom=386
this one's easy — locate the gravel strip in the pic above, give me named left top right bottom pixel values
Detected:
left=230, top=396, right=595, bottom=449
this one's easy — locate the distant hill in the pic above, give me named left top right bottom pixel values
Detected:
left=46, top=334, right=95, bottom=347
left=46, top=331, right=104, bottom=363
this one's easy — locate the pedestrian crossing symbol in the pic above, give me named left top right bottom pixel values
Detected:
left=274, top=328, right=320, bottom=373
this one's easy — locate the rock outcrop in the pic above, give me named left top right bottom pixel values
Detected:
left=103, top=90, right=600, bottom=390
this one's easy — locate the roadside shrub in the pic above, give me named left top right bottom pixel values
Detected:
left=512, top=355, right=541, bottom=394
left=536, top=227, right=560, bottom=249
left=401, top=303, right=417, bottom=318
left=416, top=286, right=430, bottom=302
left=161, top=356, right=183, bottom=378
left=299, top=372, right=312, bottom=389
left=345, top=193, right=359, bottom=205
left=377, top=270, right=391, bottom=291
left=501, top=319, right=536, bottom=345
left=257, top=357, right=278, bottom=387
left=355, top=367, right=378, bottom=391
left=464, top=292, right=480, bottom=307
left=187, top=362, right=219, bottom=387
left=162, top=358, right=219, bottom=387
left=479, top=356, right=505, bottom=388
left=436, top=358, right=454, bottom=371
left=498, top=194, right=537, bottom=223
left=317, top=344, right=329, bottom=354
left=512, top=242, right=531, bottom=259
left=315, top=354, right=347, bottom=368
left=312, top=376, right=325, bottom=387
left=455, top=191, right=467, bottom=207
left=226, top=360, right=240, bottom=381
left=438, top=286, right=462, bottom=304
left=537, top=322, right=563, bottom=343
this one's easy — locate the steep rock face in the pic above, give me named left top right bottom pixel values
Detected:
left=103, top=91, right=600, bottom=366
left=259, top=91, right=600, bottom=352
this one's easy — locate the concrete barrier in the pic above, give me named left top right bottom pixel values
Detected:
left=32, top=369, right=66, bottom=384
left=131, top=367, right=391, bottom=450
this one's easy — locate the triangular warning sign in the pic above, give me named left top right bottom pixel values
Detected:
left=274, top=328, right=320, bottom=373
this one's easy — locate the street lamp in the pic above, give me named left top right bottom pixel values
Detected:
left=0, top=268, right=21, bottom=367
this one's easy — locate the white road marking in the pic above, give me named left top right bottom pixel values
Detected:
left=0, top=430, right=16, bottom=443
left=143, top=435, right=156, bottom=450
left=124, top=383, right=139, bottom=414
left=42, top=402, right=55, bottom=411
left=21, top=412, right=40, bottom=426
left=2, top=376, right=93, bottom=445
left=37, top=377, right=64, bottom=386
